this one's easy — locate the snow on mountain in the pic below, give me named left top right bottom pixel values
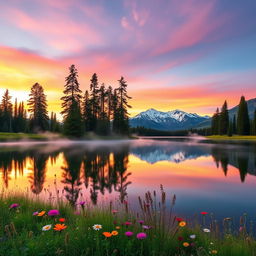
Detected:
left=130, top=108, right=210, bottom=131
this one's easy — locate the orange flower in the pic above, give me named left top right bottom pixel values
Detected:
left=59, top=218, right=66, bottom=222
left=115, top=226, right=121, bottom=230
left=54, top=223, right=67, bottom=231
left=103, top=232, right=112, bottom=238
left=179, top=221, right=186, bottom=227
left=111, top=230, right=118, bottom=236
left=183, top=242, right=189, bottom=247
left=37, top=211, right=46, bottom=216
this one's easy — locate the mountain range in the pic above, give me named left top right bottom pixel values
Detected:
left=129, top=98, right=256, bottom=131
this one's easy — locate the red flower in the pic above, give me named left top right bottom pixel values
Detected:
left=176, top=217, right=184, bottom=222
left=59, top=218, right=66, bottom=222
left=178, top=236, right=184, bottom=241
left=201, top=211, right=208, bottom=215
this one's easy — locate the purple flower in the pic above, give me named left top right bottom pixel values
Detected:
left=124, top=221, right=132, bottom=226
left=10, top=203, right=19, bottom=209
left=33, top=211, right=39, bottom=216
left=79, top=201, right=86, bottom=206
left=48, top=209, right=60, bottom=216
left=138, top=220, right=144, bottom=225
left=137, top=232, right=147, bottom=240
left=142, top=225, right=152, bottom=230
left=125, top=231, right=134, bottom=237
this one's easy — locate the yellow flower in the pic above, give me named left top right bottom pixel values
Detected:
left=179, top=221, right=186, bottom=227
left=115, top=226, right=121, bottom=230
left=111, top=230, right=118, bottom=236
left=211, top=250, right=218, bottom=254
left=37, top=211, right=46, bottom=216
left=183, top=242, right=189, bottom=247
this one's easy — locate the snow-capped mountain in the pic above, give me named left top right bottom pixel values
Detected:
left=129, top=108, right=210, bottom=131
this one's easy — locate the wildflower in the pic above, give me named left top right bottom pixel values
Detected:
left=59, top=218, right=66, bottom=222
left=103, top=232, right=112, bottom=238
left=115, top=226, right=121, bottom=230
left=93, top=224, right=102, bottom=231
left=10, top=203, right=19, bottom=209
left=42, top=224, right=52, bottom=231
left=33, top=211, right=39, bottom=216
left=179, top=221, right=186, bottom=227
left=201, top=211, right=208, bottom=215
left=125, top=231, right=133, bottom=237
left=138, top=220, right=144, bottom=225
left=203, top=228, right=210, bottom=233
left=224, top=217, right=231, bottom=221
left=79, top=201, right=86, bottom=206
left=37, top=211, right=46, bottom=216
left=48, top=209, right=60, bottom=216
left=137, top=232, right=147, bottom=240
left=211, top=250, right=218, bottom=254
left=190, top=234, right=196, bottom=239
left=112, top=210, right=118, bottom=214
left=178, top=236, right=184, bottom=241
left=142, top=225, right=152, bottom=230
left=239, top=226, right=243, bottom=232
left=111, top=230, right=118, bottom=236
left=54, top=223, right=67, bottom=231
left=176, top=217, right=184, bottom=222
left=124, top=221, right=132, bottom=226
left=183, top=242, right=189, bottom=247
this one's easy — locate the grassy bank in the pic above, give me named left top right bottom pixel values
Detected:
left=0, top=132, right=49, bottom=142
left=1, top=191, right=256, bottom=256
left=206, top=135, right=256, bottom=141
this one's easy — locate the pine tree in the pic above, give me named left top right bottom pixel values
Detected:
left=252, top=110, right=256, bottom=135
left=89, top=73, right=100, bottom=131
left=114, top=77, right=132, bottom=135
left=211, top=108, right=220, bottom=135
left=232, top=115, right=237, bottom=135
left=219, top=100, right=229, bottom=135
left=0, top=89, right=13, bottom=132
left=82, top=90, right=93, bottom=132
left=27, top=83, right=49, bottom=132
left=237, top=96, right=250, bottom=135
left=227, top=119, right=233, bottom=137
left=61, top=65, right=83, bottom=137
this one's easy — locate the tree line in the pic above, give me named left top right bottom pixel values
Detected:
left=211, top=96, right=256, bottom=136
left=0, top=64, right=132, bottom=137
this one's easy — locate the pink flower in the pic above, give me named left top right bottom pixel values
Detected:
left=138, top=220, right=144, bottom=225
left=137, top=232, right=147, bottom=240
left=125, top=231, right=134, bottom=237
left=142, top=225, right=152, bottom=230
left=112, top=210, right=118, bottom=214
left=79, top=201, right=86, bottom=206
left=48, top=209, right=60, bottom=216
left=176, top=217, right=184, bottom=222
left=10, top=203, right=19, bottom=209
left=33, top=211, right=39, bottom=216
left=124, top=221, right=132, bottom=226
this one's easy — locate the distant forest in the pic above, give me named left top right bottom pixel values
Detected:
left=0, top=65, right=131, bottom=137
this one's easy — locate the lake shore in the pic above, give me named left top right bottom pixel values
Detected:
left=1, top=193, right=256, bottom=256
left=206, top=135, right=256, bottom=141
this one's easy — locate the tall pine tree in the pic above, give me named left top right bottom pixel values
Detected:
left=252, top=109, right=256, bottom=135
left=237, top=96, right=250, bottom=135
left=27, top=83, right=49, bottom=132
left=211, top=108, right=220, bottom=135
left=0, top=89, right=13, bottom=132
left=61, top=64, right=83, bottom=137
left=219, top=100, right=229, bottom=135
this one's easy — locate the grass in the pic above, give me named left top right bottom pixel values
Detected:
left=1, top=189, right=256, bottom=256
left=206, top=135, right=256, bottom=141
left=0, top=132, right=49, bottom=142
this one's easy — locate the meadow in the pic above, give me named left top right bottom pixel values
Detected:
left=1, top=189, right=256, bottom=256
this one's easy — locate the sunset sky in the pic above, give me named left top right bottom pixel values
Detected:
left=0, top=0, right=255, bottom=117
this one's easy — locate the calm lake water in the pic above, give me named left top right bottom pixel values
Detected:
left=1, top=137, right=256, bottom=221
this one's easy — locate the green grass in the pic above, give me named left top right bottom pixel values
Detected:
left=206, top=135, right=256, bottom=141
left=1, top=191, right=256, bottom=256
left=0, top=132, right=48, bottom=142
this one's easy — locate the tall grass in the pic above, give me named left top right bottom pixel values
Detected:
left=0, top=188, right=256, bottom=256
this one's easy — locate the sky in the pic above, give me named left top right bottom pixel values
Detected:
left=0, top=0, right=256, bottom=117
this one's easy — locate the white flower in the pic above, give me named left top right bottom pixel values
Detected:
left=203, top=228, right=210, bottom=233
left=92, top=224, right=102, bottom=230
left=190, top=234, right=196, bottom=239
left=42, top=224, right=52, bottom=231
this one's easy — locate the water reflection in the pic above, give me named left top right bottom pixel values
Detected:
left=0, top=139, right=256, bottom=209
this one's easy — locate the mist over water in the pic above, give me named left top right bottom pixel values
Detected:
left=1, top=137, right=256, bottom=221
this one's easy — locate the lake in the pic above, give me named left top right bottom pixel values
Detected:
left=1, top=137, right=256, bottom=221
